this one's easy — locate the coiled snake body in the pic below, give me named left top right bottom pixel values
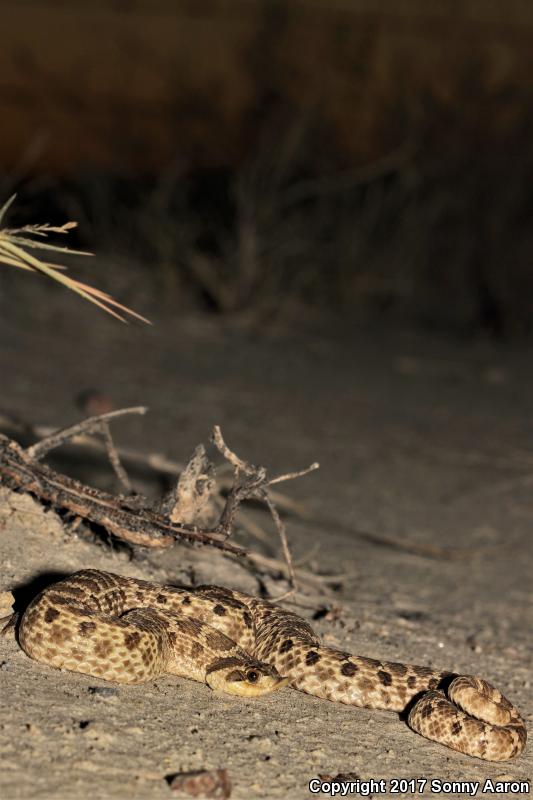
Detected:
left=18, top=570, right=526, bottom=761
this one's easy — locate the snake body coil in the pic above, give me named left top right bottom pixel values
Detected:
left=19, top=570, right=526, bottom=761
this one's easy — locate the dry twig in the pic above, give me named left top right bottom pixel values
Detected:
left=0, top=410, right=490, bottom=562
left=211, top=426, right=319, bottom=593
left=27, top=407, right=148, bottom=460
left=0, top=412, right=320, bottom=592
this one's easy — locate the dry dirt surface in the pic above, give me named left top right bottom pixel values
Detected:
left=0, top=273, right=531, bottom=799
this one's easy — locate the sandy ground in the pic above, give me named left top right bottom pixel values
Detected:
left=0, top=271, right=531, bottom=799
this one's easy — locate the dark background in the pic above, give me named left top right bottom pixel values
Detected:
left=2, top=0, right=533, bottom=336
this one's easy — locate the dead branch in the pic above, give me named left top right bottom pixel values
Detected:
left=0, top=433, right=244, bottom=553
left=0, top=411, right=309, bottom=522
left=0, top=409, right=482, bottom=564
left=0, top=413, right=319, bottom=587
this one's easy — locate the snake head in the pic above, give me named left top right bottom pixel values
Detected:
left=206, top=657, right=288, bottom=697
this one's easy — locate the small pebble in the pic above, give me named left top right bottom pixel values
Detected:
left=88, top=686, right=120, bottom=698
left=0, top=591, right=15, bottom=615
left=25, top=723, right=41, bottom=735
left=166, top=768, right=231, bottom=798
left=76, top=390, right=115, bottom=416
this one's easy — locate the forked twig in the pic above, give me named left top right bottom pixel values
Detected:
left=27, top=407, right=148, bottom=460
left=211, top=426, right=318, bottom=593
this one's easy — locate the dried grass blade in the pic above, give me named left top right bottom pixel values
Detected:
left=0, top=238, right=127, bottom=321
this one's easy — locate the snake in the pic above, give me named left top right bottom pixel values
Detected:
left=16, top=569, right=526, bottom=762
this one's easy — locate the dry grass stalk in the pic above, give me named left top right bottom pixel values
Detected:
left=0, top=194, right=150, bottom=323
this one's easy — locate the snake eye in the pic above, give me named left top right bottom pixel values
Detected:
left=246, top=670, right=259, bottom=683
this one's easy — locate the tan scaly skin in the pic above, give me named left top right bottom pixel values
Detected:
left=16, top=570, right=526, bottom=761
